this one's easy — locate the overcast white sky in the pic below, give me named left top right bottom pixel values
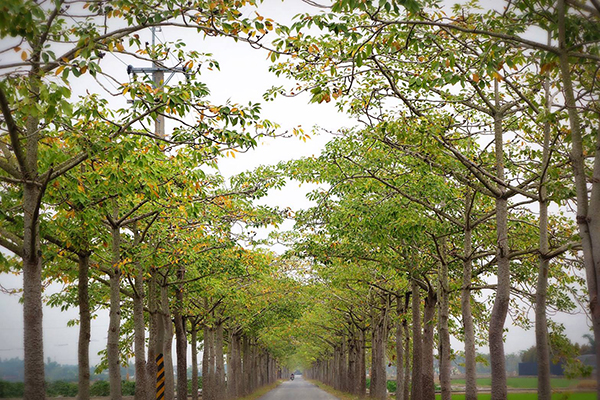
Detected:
left=0, top=0, right=592, bottom=367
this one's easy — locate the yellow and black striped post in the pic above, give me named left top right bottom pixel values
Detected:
left=156, top=353, right=165, bottom=400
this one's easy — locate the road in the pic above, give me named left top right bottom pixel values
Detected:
left=258, top=376, right=339, bottom=400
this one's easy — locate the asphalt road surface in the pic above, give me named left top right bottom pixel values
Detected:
left=258, top=376, right=339, bottom=400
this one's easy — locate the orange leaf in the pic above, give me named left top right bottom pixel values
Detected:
left=21, top=51, right=27, bottom=61
left=472, top=73, right=479, bottom=83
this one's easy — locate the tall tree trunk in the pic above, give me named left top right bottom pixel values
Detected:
left=77, top=252, right=91, bottom=400
left=202, top=325, right=213, bottom=400
left=147, top=268, right=162, bottom=398
left=557, top=2, right=600, bottom=396
left=395, top=293, right=405, bottom=400
left=242, top=335, right=250, bottom=396
left=371, top=298, right=389, bottom=400
left=191, top=321, right=199, bottom=400
left=358, top=328, right=367, bottom=398
left=438, top=240, right=452, bottom=400
left=402, top=310, right=410, bottom=400
left=174, top=265, right=187, bottom=400
left=132, top=225, right=148, bottom=400
left=228, top=330, right=242, bottom=399
left=22, top=78, right=45, bottom=400
left=340, top=338, right=348, bottom=392
left=536, top=45, right=552, bottom=400
left=489, top=84, right=509, bottom=400
left=410, top=279, right=423, bottom=400
left=422, top=287, right=437, bottom=400
left=348, top=331, right=357, bottom=396
left=462, top=191, right=477, bottom=400
left=162, top=283, right=175, bottom=400
left=107, top=203, right=122, bottom=400
left=215, top=321, right=225, bottom=399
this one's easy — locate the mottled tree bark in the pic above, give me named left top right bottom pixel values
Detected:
left=536, top=49, right=552, bottom=400
left=410, top=279, right=422, bottom=400
left=77, top=252, right=91, bottom=400
left=395, top=293, right=405, bottom=400
left=489, top=87, right=509, bottom=400
left=422, top=287, right=437, bottom=400
left=107, top=203, right=122, bottom=400
left=437, top=239, right=451, bottom=400
left=132, top=225, right=148, bottom=400
left=161, top=284, right=174, bottom=400
left=557, top=3, right=600, bottom=398
left=215, top=322, right=226, bottom=399
left=191, top=321, right=199, bottom=400
left=20, top=71, right=45, bottom=400
left=462, top=191, right=477, bottom=400
left=174, top=265, right=187, bottom=400
left=370, top=299, right=389, bottom=400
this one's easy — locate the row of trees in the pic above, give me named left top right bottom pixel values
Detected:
left=0, top=0, right=305, bottom=399
left=263, top=1, right=599, bottom=400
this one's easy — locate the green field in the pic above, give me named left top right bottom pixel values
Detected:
left=437, top=394, right=596, bottom=400
left=450, top=377, right=584, bottom=389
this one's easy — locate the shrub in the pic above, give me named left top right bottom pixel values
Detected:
left=46, top=380, right=78, bottom=396
left=0, top=381, right=25, bottom=398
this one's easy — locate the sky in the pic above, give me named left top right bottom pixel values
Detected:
left=0, top=0, right=593, bottom=367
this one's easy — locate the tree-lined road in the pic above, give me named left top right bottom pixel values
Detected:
left=258, top=376, right=339, bottom=400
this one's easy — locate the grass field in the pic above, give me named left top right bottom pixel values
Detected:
left=450, top=377, right=584, bottom=389
left=437, top=394, right=597, bottom=400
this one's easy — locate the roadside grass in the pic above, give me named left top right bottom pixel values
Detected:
left=304, top=378, right=597, bottom=400
left=451, top=377, right=584, bottom=389
left=237, top=380, right=284, bottom=400
left=437, top=394, right=597, bottom=400
left=306, top=379, right=361, bottom=400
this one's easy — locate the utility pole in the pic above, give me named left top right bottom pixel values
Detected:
left=126, top=27, right=187, bottom=400
left=127, top=27, right=187, bottom=139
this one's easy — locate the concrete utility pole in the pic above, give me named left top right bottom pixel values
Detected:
left=126, top=27, right=187, bottom=400
left=127, top=27, right=187, bottom=139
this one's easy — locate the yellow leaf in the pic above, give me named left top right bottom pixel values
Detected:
left=116, top=42, right=124, bottom=52
left=472, top=73, right=479, bottom=83
left=21, top=51, right=27, bottom=61
left=492, top=71, right=503, bottom=81
left=55, top=65, right=66, bottom=76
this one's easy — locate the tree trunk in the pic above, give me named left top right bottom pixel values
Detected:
left=162, top=284, right=175, bottom=400
left=348, top=332, right=357, bottom=396
left=489, top=86, right=509, bottom=400
left=410, top=279, right=422, bottom=400
left=358, top=328, right=367, bottom=398
left=191, top=321, right=199, bottom=400
left=371, top=299, right=389, bottom=400
left=242, top=335, right=251, bottom=396
left=422, top=287, right=437, bottom=400
left=77, top=252, right=91, bottom=400
left=395, top=294, right=405, bottom=400
left=228, top=330, right=242, bottom=399
left=438, top=240, right=452, bottom=400
left=147, top=268, right=162, bottom=398
left=462, top=191, right=477, bottom=400
left=22, top=101, right=45, bottom=400
left=107, top=203, right=122, bottom=400
left=215, top=321, right=225, bottom=399
left=174, top=266, right=187, bottom=400
left=557, top=2, right=600, bottom=397
left=402, top=310, right=410, bottom=400
left=132, top=225, right=148, bottom=400
left=536, top=48, right=552, bottom=400
left=202, top=325, right=213, bottom=400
